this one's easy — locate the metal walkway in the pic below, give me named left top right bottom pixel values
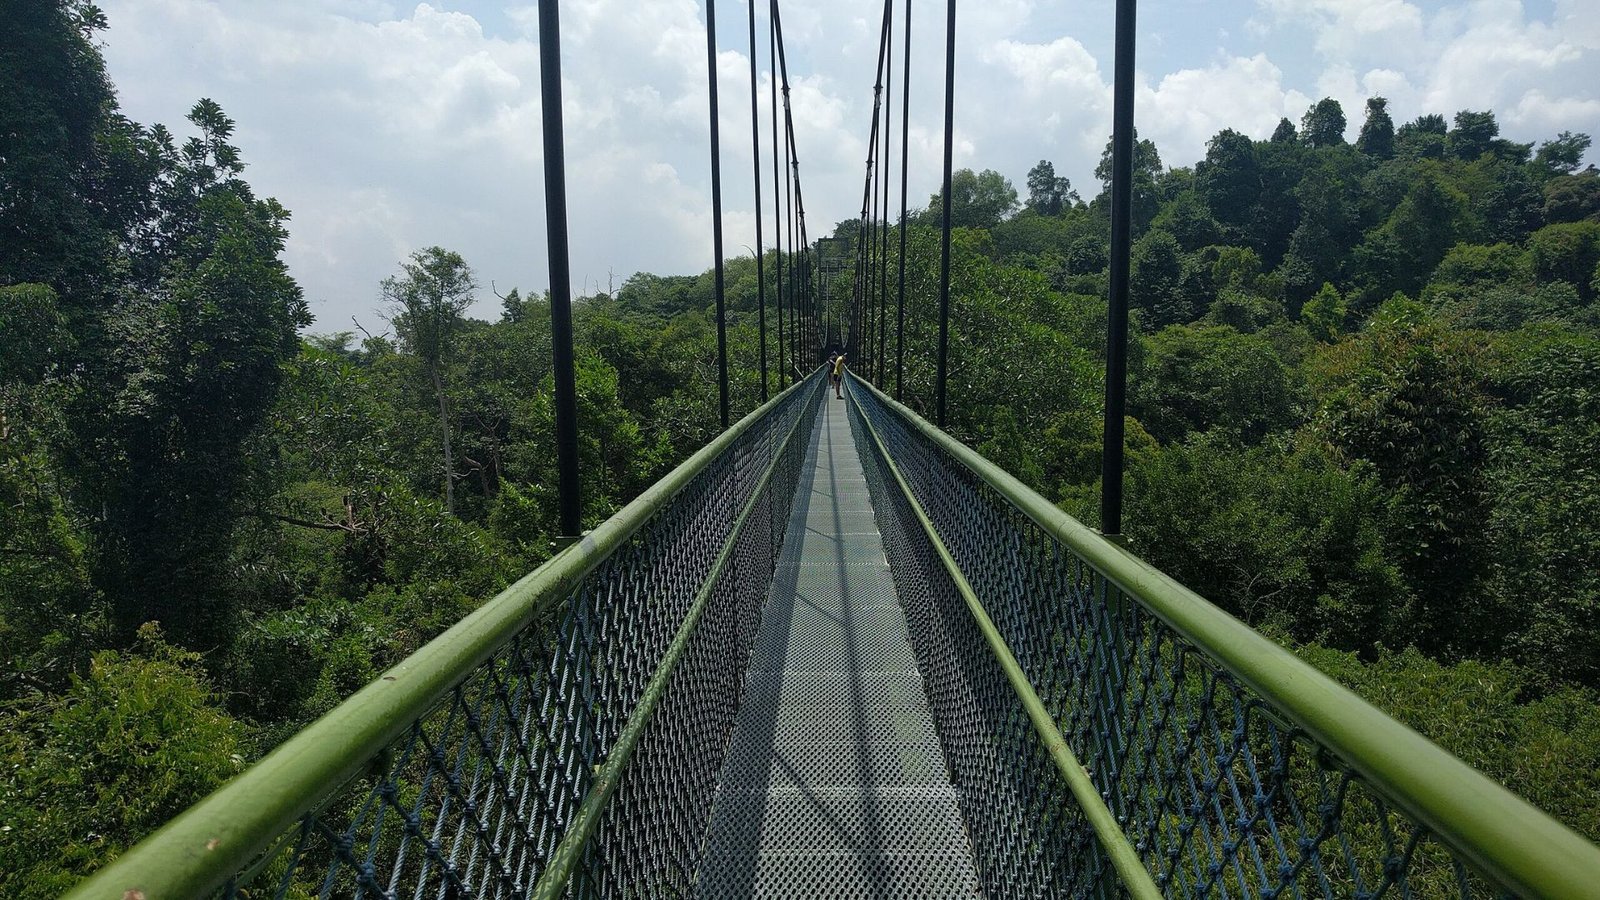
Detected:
left=697, top=394, right=982, bottom=897
left=69, top=374, right=1600, bottom=900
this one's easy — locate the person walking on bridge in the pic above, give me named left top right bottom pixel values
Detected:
left=830, top=352, right=846, bottom=399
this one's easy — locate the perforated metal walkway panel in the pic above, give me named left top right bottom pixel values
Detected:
left=697, top=395, right=982, bottom=898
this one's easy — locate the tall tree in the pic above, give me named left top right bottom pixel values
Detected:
left=1025, top=160, right=1078, bottom=215
left=62, top=100, right=308, bottom=647
left=0, top=0, right=153, bottom=310
left=1196, top=128, right=1260, bottom=238
left=1533, top=131, right=1592, bottom=177
left=1301, top=98, right=1348, bottom=149
left=384, top=248, right=478, bottom=514
left=1449, top=110, right=1499, bottom=161
left=1356, top=97, right=1396, bottom=159
left=1096, top=128, right=1166, bottom=233
left=1270, top=118, right=1298, bottom=144
left=1396, top=114, right=1449, bottom=160
left=924, top=168, right=1020, bottom=229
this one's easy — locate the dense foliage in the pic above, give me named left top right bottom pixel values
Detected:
left=3, top=2, right=1597, bottom=892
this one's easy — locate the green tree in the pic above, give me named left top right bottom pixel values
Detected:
left=0, top=0, right=154, bottom=308
left=1127, top=436, right=1406, bottom=649
left=1314, top=302, right=1494, bottom=656
left=0, top=625, right=245, bottom=895
left=1355, top=167, right=1469, bottom=302
left=1356, top=96, right=1396, bottom=158
left=1303, top=282, right=1347, bottom=341
left=1396, top=113, right=1448, bottom=161
left=1129, top=229, right=1188, bottom=329
left=383, top=247, right=478, bottom=514
left=1150, top=190, right=1221, bottom=251
left=923, top=168, right=1019, bottom=229
left=1270, top=117, right=1298, bottom=144
left=1132, top=324, right=1296, bottom=444
left=1449, top=109, right=1499, bottom=161
left=1195, top=129, right=1260, bottom=239
left=1486, top=327, right=1600, bottom=687
left=1527, top=221, right=1600, bottom=302
left=61, top=101, right=308, bottom=648
left=1024, top=159, right=1077, bottom=215
left=1301, top=97, right=1347, bottom=148
left=1533, top=131, right=1592, bottom=177
left=1542, top=172, right=1600, bottom=224
left=1095, top=128, right=1165, bottom=232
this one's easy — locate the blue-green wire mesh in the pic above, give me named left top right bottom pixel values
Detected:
left=847, top=384, right=1509, bottom=900
left=217, top=376, right=822, bottom=899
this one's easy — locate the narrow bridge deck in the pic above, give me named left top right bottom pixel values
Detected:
left=697, top=394, right=982, bottom=897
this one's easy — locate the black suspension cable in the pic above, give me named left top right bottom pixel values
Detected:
left=769, top=6, right=785, bottom=386
left=785, top=121, right=797, bottom=363
left=538, top=0, right=581, bottom=538
left=895, top=0, right=911, bottom=400
left=878, top=1, right=893, bottom=388
left=1102, top=0, right=1137, bottom=534
left=935, top=0, right=955, bottom=428
left=771, top=1, right=812, bottom=365
left=861, top=0, right=893, bottom=379
left=704, top=0, right=730, bottom=427
left=746, top=0, right=767, bottom=401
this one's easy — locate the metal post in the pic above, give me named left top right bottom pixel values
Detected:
left=705, top=0, right=730, bottom=428
left=538, top=0, right=582, bottom=539
left=1101, top=0, right=1136, bottom=535
left=896, top=0, right=911, bottom=401
left=746, top=0, right=767, bottom=401
left=935, top=0, right=956, bottom=428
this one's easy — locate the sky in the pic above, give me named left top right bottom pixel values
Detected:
left=97, top=0, right=1600, bottom=330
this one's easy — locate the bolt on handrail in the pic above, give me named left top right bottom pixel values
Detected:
left=847, top=373, right=1600, bottom=899
left=66, top=370, right=826, bottom=900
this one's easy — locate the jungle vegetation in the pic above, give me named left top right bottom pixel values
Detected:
left=3, top=2, right=1598, bottom=892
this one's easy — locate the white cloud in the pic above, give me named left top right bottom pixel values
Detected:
left=94, top=0, right=1600, bottom=329
left=1252, top=0, right=1598, bottom=147
left=1141, top=54, right=1313, bottom=159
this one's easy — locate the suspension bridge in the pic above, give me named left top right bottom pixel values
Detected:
left=67, top=0, right=1600, bottom=898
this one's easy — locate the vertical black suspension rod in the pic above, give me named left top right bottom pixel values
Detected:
left=746, top=0, right=767, bottom=401
left=895, top=0, right=911, bottom=400
left=784, top=125, right=797, bottom=364
left=1101, top=0, right=1137, bottom=534
left=879, top=2, right=893, bottom=388
left=934, top=0, right=956, bottom=427
left=769, top=6, right=785, bottom=386
left=705, top=0, right=730, bottom=427
left=538, top=0, right=582, bottom=538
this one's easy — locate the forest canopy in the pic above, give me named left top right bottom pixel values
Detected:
left=3, top=2, right=1599, bottom=893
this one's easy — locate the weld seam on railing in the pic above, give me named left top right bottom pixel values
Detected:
left=850, top=375, right=1600, bottom=900
left=530, top=375, right=820, bottom=899
left=846, top=377, right=1164, bottom=900
left=66, top=369, right=826, bottom=900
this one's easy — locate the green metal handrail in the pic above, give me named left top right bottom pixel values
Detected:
left=851, top=374, right=1600, bottom=899
left=848, top=379, right=1163, bottom=900
left=530, top=368, right=819, bottom=899
left=66, top=370, right=823, bottom=900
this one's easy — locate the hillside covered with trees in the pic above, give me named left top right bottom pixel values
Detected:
left=3, top=2, right=1599, bottom=893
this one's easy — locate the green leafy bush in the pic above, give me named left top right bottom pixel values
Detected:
left=0, top=625, right=245, bottom=896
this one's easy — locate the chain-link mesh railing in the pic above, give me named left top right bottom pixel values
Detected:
left=848, top=388, right=1117, bottom=900
left=70, top=373, right=824, bottom=900
left=846, top=377, right=1598, bottom=900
